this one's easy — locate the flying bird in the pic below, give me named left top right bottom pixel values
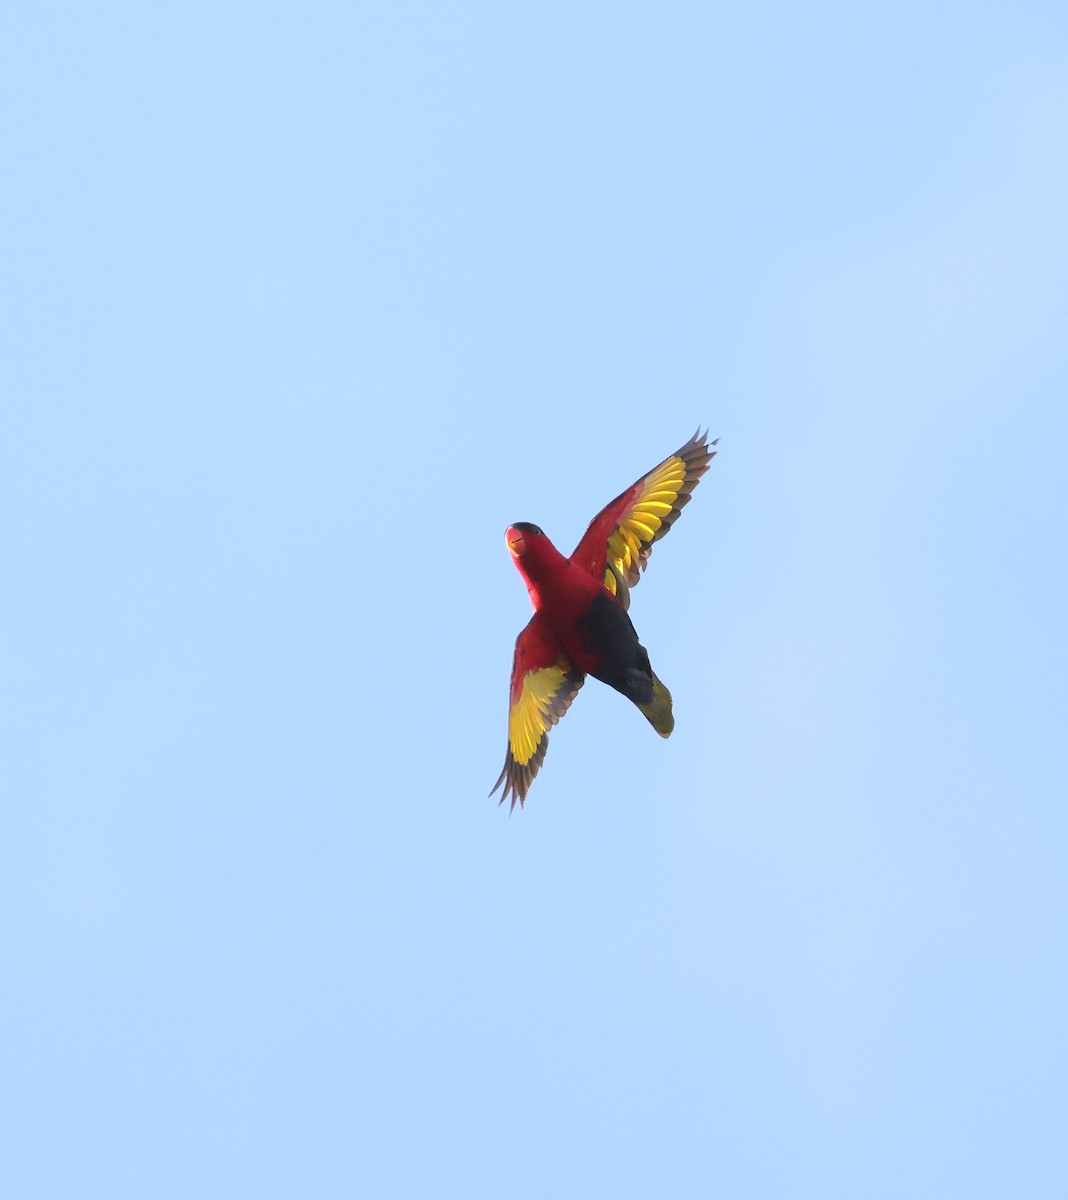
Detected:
left=491, top=430, right=717, bottom=810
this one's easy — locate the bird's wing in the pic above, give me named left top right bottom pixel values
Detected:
left=490, top=613, right=585, bottom=811
left=570, top=430, right=716, bottom=610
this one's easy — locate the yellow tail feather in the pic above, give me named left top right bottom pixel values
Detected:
left=637, top=676, right=674, bottom=737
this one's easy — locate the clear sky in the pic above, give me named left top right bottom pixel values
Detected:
left=3, top=2, right=1067, bottom=1197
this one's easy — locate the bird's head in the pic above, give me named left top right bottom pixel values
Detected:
left=505, top=522, right=544, bottom=560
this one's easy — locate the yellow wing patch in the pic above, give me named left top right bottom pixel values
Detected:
left=492, top=655, right=585, bottom=812
left=603, top=453, right=689, bottom=594
left=510, top=662, right=574, bottom=765
left=599, top=432, right=716, bottom=607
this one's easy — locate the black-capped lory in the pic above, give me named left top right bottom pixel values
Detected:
left=491, top=430, right=717, bottom=810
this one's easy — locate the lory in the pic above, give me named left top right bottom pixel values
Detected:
left=491, top=430, right=717, bottom=810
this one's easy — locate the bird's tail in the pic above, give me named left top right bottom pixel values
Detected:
left=636, top=674, right=674, bottom=737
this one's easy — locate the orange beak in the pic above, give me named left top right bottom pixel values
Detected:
left=506, top=529, right=525, bottom=556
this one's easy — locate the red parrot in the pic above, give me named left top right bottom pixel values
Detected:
left=491, top=430, right=717, bottom=810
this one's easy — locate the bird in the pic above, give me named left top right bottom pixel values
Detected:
left=491, top=430, right=717, bottom=810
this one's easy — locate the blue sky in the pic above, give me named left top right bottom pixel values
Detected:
left=3, top=2, right=1067, bottom=1196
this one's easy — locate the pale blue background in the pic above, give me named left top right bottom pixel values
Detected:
left=3, top=3, right=1066, bottom=1197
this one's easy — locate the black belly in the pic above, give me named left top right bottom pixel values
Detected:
left=574, top=591, right=656, bottom=705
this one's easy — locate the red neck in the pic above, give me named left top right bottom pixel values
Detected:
left=513, top=535, right=597, bottom=614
